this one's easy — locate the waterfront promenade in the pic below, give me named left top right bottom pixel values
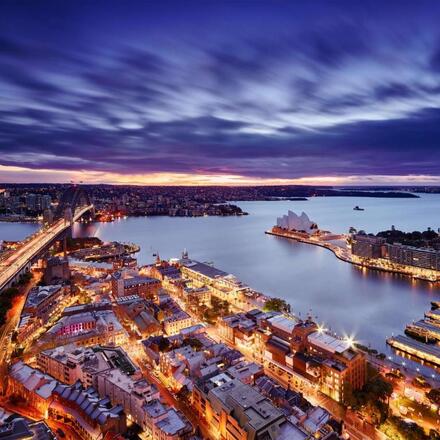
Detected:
left=266, top=227, right=440, bottom=282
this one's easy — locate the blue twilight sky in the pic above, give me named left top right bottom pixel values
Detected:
left=1, top=0, right=440, bottom=185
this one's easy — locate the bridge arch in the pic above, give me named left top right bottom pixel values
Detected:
left=55, top=186, right=92, bottom=218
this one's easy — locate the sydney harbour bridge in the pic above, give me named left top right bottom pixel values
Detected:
left=0, top=186, right=94, bottom=291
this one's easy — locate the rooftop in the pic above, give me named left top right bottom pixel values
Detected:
left=307, top=331, right=352, bottom=354
left=53, top=382, right=123, bottom=427
left=268, top=315, right=298, bottom=334
left=155, top=409, right=190, bottom=436
left=226, top=361, right=263, bottom=382
left=10, top=362, right=58, bottom=400
left=181, top=260, right=229, bottom=279
left=123, top=276, right=159, bottom=288
left=209, top=379, right=283, bottom=432
left=24, top=285, right=62, bottom=309
left=0, top=418, right=55, bottom=440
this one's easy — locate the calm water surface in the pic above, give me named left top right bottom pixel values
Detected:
left=2, top=194, right=440, bottom=354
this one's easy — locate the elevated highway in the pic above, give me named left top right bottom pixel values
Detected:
left=0, top=204, right=93, bottom=291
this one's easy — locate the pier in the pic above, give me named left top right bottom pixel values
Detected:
left=387, top=335, right=440, bottom=367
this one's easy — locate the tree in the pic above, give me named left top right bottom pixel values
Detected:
left=426, top=388, right=440, bottom=405
left=183, top=337, right=203, bottom=350
left=430, top=429, right=440, bottom=440
left=350, top=376, right=393, bottom=425
left=157, top=337, right=170, bottom=352
left=0, top=287, right=19, bottom=326
left=381, top=415, right=428, bottom=440
left=176, top=385, right=190, bottom=401
left=263, top=297, right=291, bottom=313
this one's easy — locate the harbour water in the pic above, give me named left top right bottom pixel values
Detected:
left=2, top=194, right=440, bottom=355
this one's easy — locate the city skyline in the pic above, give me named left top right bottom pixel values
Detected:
left=1, top=1, right=440, bottom=185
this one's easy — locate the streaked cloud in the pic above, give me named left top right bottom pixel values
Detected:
left=1, top=1, right=440, bottom=184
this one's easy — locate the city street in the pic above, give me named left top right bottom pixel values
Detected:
left=0, top=273, right=40, bottom=395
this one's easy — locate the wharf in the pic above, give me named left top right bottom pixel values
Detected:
left=387, top=334, right=440, bottom=366
left=266, top=227, right=440, bottom=283
left=406, top=319, right=440, bottom=341
left=425, top=309, right=440, bottom=322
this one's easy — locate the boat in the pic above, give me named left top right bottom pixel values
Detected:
left=431, top=301, right=440, bottom=310
left=353, top=206, right=365, bottom=211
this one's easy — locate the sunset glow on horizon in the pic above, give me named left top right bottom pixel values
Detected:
left=2, top=164, right=440, bottom=187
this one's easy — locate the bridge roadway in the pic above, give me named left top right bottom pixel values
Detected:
left=0, top=204, right=93, bottom=291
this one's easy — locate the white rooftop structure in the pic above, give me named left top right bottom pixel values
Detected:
left=308, top=331, right=351, bottom=354
left=268, top=314, right=298, bottom=334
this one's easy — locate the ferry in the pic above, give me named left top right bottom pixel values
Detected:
left=353, top=206, right=365, bottom=211
left=431, top=301, right=440, bottom=310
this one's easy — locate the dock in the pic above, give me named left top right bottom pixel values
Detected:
left=425, top=309, right=440, bottom=323
left=387, top=334, right=440, bottom=366
left=405, top=319, right=440, bottom=342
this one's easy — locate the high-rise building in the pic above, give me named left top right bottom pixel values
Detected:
left=387, top=243, right=440, bottom=270
left=351, top=234, right=386, bottom=259
left=42, top=194, right=52, bottom=210
left=25, top=193, right=37, bottom=211
left=43, top=208, right=54, bottom=225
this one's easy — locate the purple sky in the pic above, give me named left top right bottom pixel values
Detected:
left=1, top=0, right=440, bottom=185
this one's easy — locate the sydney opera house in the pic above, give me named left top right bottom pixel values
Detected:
left=276, top=210, right=318, bottom=234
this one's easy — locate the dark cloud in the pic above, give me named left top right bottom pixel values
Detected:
left=431, top=42, right=440, bottom=72
left=373, top=83, right=417, bottom=101
left=1, top=1, right=440, bottom=181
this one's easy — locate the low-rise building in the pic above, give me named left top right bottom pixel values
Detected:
left=183, top=286, right=211, bottom=306
left=114, top=296, right=161, bottom=338
left=163, top=311, right=192, bottom=336
left=37, top=344, right=139, bottom=388
left=0, top=417, right=55, bottom=440
left=255, top=316, right=366, bottom=403
left=193, top=375, right=310, bottom=440
left=142, top=259, right=181, bottom=282
left=218, top=313, right=257, bottom=347
left=143, top=400, right=192, bottom=440
left=96, top=369, right=160, bottom=430
left=307, top=331, right=366, bottom=402
left=50, top=381, right=126, bottom=440
left=159, top=345, right=204, bottom=392
left=18, top=285, right=73, bottom=343
left=44, top=310, right=127, bottom=348
left=8, top=362, right=58, bottom=415
left=111, top=272, right=161, bottom=299
left=225, top=360, right=264, bottom=385
left=179, top=259, right=249, bottom=304
left=23, top=285, right=66, bottom=319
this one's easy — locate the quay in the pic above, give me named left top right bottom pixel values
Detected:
left=405, top=319, right=440, bottom=342
left=265, top=227, right=350, bottom=261
left=387, top=334, right=440, bottom=366
left=267, top=226, right=440, bottom=282
left=425, top=309, right=440, bottom=322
